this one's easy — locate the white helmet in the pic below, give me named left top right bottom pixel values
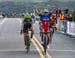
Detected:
left=44, top=9, right=49, bottom=13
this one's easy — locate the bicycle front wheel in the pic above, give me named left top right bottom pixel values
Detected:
left=43, top=35, right=47, bottom=55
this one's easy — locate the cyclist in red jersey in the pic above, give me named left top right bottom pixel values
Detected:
left=35, top=8, right=52, bottom=48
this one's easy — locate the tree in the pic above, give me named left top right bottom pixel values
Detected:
left=71, top=11, right=75, bottom=22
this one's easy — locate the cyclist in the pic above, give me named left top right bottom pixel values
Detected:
left=21, top=13, right=34, bottom=48
left=35, top=8, right=52, bottom=48
left=31, top=13, right=35, bottom=23
left=50, top=10, right=57, bottom=30
left=50, top=11, right=56, bottom=26
left=49, top=10, right=57, bottom=43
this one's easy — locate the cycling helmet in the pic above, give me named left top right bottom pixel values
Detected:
left=24, top=13, right=31, bottom=19
left=44, top=9, right=49, bottom=13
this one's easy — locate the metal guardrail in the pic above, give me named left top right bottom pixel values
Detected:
left=57, top=18, right=75, bottom=38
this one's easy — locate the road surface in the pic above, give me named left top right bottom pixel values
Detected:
left=0, top=18, right=75, bottom=58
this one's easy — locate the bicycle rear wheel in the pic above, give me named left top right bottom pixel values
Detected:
left=50, top=28, right=54, bottom=43
left=24, top=32, right=30, bottom=53
left=26, top=36, right=30, bottom=53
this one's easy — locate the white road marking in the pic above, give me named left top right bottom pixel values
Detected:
left=48, top=49, right=75, bottom=52
left=0, top=18, right=7, bottom=25
left=0, top=49, right=38, bottom=52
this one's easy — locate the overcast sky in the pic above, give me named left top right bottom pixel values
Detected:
left=54, top=0, right=75, bottom=1
left=0, top=0, right=74, bottom=2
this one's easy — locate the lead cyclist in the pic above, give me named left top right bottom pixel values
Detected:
left=35, top=8, right=52, bottom=48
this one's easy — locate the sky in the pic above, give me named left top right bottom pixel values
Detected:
left=56, top=0, right=75, bottom=2
left=0, top=0, right=74, bottom=2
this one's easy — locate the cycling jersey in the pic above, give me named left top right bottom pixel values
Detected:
left=60, top=14, right=65, bottom=20
left=22, top=18, right=32, bottom=32
left=39, top=13, right=51, bottom=21
left=39, top=13, right=51, bottom=32
left=22, top=18, right=32, bottom=24
left=49, top=13, right=56, bottom=25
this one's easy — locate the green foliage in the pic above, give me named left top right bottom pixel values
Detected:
left=71, top=11, right=75, bottom=22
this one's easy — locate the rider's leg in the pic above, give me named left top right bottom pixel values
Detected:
left=40, top=27, right=43, bottom=42
left=31, top=23, right=34, bottom=38
left=31, top=29, right=34, bottom=38
left=47, top=31, right=51, bottom=46
left=40, top=22, right=44, bottom=42
left=49, top=24, right=54, bottom=43
left=24, top=32, right=28, bottom=45
left=40, top=26, right=45, bottom=43
left=39, top=23, right=42, bottom=36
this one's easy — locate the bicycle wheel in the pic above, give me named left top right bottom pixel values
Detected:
left=50, top=28, right=54, bottom=43
left=24, top=32, right=30, bottom=53
left=43, top=34, right=47, bottom=55
left=26, top=36, right=30, bottom=53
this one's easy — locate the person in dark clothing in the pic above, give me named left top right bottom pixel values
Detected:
left=64, top=8, right=69, bottom=14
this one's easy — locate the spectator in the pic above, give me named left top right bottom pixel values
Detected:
left=64, top=8, right=69, bottom=14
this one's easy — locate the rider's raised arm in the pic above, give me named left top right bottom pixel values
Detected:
left=34, top=8, right=40, bottom=15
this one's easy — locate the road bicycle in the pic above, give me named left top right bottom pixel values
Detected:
left=40, top=21, right=50, bottom=55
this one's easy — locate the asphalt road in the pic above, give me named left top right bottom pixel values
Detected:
left=34, top=21, right=75, bottom=58
left=0, top=18, right=75, bottom=58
